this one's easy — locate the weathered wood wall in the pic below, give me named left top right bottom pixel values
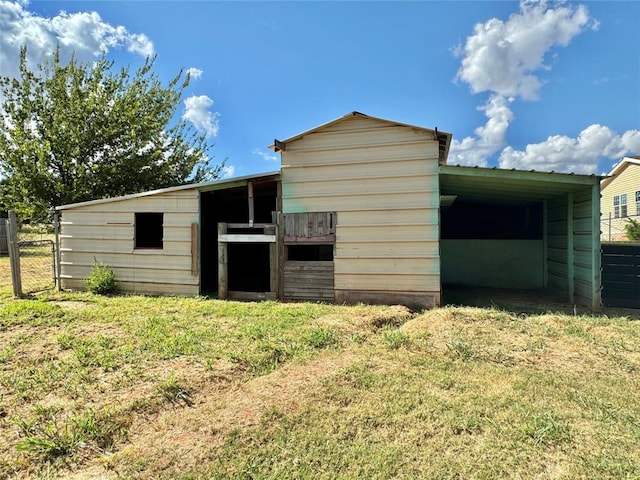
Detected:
left=280, top=114, right=441, bottom=307
left=283, top=261, right=334, bottom=301
left=58, top=189, right=199, bottom=295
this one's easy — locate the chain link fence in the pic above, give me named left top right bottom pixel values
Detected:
left=1, top=213, right=58, bottom=297
left=601, top=213, right=640, bottom=242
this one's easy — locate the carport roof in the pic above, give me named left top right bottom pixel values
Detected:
left=440, top=165, right=600, bottom=205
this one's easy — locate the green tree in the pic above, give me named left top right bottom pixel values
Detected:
left=0, top=47, right=223, bottom=221
left=624, top=218, right=640, bottom=241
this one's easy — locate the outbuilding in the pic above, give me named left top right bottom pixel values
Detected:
left=56, top=112, right=602, bottom=309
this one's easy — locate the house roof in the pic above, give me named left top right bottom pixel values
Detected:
left=600, top=156, right=640, bottom=190
left=440, top=164, right=601, bottom=205
left=55, top=170, right=281, bottom=211
left=269, top=111, right=453, bottom=164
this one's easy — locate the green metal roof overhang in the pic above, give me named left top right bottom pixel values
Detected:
left=439, top=165, right=600, bottom=206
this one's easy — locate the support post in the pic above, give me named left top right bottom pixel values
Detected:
left=277, top=212, right=284, bottom=300
left=567, top=193, right=574, bottom=303
left=542, top=199, right=548, bottom=288
left=7, top=211, right=22, bottom=298
left=265, top=225, right=278, bottom=296
left=218, top=223, right=228, bottom=299
left=591, top=184, right=602, bottom=310
left=248, top=182, right=254, bottom=228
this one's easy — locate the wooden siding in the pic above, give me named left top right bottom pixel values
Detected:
left=546, top=196, right=568, bottom=292
left=59, top=189, right=199, bottom=296
left=283, top=261, right=334, bottom=301
left=546, top=188, right=601, bottom=309
left=601, top=163, right=640, bottom=240
left=280, top=115, right=441, bottom=305
left=573, top=187, right=600, bottom=308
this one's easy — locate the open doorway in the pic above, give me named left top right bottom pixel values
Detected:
left=440, top=200, right=544, bottom=289
left=199, top=180, right=278, bottom=296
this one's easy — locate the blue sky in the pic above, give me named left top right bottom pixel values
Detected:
left=1, top=0, right=638, bottom=178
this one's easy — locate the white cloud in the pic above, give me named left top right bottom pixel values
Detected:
left=448, top=95, right=514, bottom=166
left=455, top=0, right=592, bottom=100
left=220, top=165, right=235, bottom=179
left=0, top=1, right=154, bottom=79
left=183, top=95, right=220, bottom=137
left=499, top=125, right=640, bottom=173
left=252, top=148, right=278, bottom=162
left=447, top=0, right=633, bottom=173
left=186, top=67, right=203, bottom=79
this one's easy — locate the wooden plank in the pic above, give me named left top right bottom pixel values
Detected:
left=284, top=234, right=335, bottom=244
left=334, top=289, right=437, bottom=309
left=227, top=223, right=274, bottom=229
left=218, top=234, right=276, bottom=243
left=602, top=297, right=640, bottom=308
left=270, top=226, right=278, bottom=295
left=218, top=223, right=227, bottom=299
left=602, top=243, right=640, bottom=255
left=191, top=223, right=198, bottom=276
left=277, top=211, right=284, bottom=300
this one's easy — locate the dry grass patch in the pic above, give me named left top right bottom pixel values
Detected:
left=1, top=293, right=639, bottom=479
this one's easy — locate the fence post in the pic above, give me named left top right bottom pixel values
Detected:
left=7, top=211, right=22, bottom=298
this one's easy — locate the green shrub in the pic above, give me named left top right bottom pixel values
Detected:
left=85, top=262, right=116, bottom=294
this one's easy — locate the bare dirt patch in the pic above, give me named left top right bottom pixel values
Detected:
left=100, top=351, right=358, bottom=479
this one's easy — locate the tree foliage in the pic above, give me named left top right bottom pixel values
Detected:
left=624, top=218, right=640, bottom=241
left=0, top=47, right=222, bottom=221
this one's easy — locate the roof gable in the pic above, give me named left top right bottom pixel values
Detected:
left=270, top=111, right=452, bottom=164
left=601, top=156, right=640, bottom=190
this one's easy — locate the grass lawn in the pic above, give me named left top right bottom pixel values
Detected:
left=0, top=273, right=639, bottom=479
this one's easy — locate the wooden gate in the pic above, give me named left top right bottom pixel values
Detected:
left=601, top=243, right=640, bottom=308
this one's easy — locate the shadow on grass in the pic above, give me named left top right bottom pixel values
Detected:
left=442, top=285, right=640, bottom=320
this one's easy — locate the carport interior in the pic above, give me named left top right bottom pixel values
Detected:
left=439, top=166, right=601, bottom=309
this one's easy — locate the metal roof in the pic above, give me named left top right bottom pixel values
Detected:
left=440, top=165, right=600, bottom=205
left=56, top=171, right=281, bottom=211
left=270, top=111, right=453, bottom=165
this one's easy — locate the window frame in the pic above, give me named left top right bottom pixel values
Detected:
left=620, top=193, right=628, bottom=218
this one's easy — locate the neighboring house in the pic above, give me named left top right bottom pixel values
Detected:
left=600, top=156, right=640, bottom=241
left=56, top=112, right=602, bottom=309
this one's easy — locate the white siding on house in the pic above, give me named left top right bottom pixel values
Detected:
left=59, top=189, right=199, bottom=296
left=601, top=162, right=640, bottom=241
left=281, top=115, right=441, bottom=306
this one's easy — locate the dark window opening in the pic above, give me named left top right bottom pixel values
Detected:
left=135, top=212, right=163, bottom=249
left=287, top=244, right=334, bottom=261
